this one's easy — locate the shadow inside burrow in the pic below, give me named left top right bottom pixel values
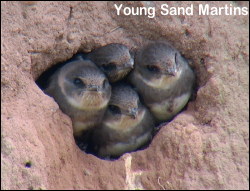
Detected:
left=35, top=48, right=200, bottom=161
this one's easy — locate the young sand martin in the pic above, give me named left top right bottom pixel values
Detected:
left=89, top=84, right=155, bottom=159
left=86, top=43, right=134, bottom=83
left=45, top=59, right=111, bottom=137
left=129, top=41, right=195, bottom=123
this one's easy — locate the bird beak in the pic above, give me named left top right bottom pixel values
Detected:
left=167, top=67, right=177, bottom=76
left=169, top=72, right=176, bottom=76
left=125, top=58, right=134, bottom=69
left=87, top=85, right=100, bottom=92
left=129, top=108, right=138, bottom=119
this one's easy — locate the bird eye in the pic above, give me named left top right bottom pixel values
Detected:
left=73, top=78, right=85, bottom=88
left=109, top=105, right=121, bottom=115
left=101, top=63, right=117, bottom=72
left=146, top=65, right=159, bottom=73
left=102, top=79, right=109, bottom=88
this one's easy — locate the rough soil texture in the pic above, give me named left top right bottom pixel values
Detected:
left=1, top=1, right=249, bottom=190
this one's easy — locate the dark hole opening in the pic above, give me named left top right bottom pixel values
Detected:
left=25, top=161, right=32, bottom=168
left=185, top=29, right=191, bottom=37
left=35, top=51, right=197, bottom=161
left=36, top=53, right=87, bottom=90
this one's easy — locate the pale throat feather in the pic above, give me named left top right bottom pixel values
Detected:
left=136, top=67, right=183, bottom=89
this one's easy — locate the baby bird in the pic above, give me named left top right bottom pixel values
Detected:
left=129, top=41, right=195, bottom=123
left=86, top=43, right=134, bottom=83
left=89, top=84, right=155, bottom=159
left=45, top=59, right=111, bottom=137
